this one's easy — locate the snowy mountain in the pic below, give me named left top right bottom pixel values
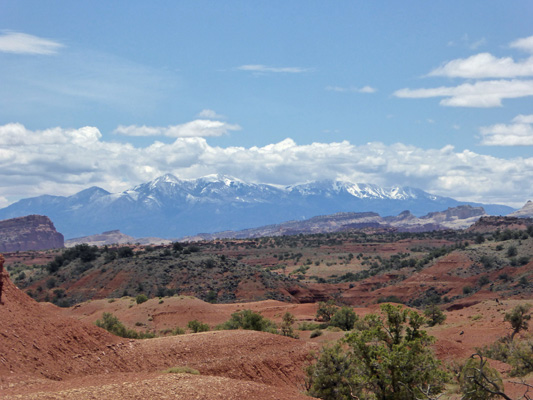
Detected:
left=0, top=174, right=515, bottom=239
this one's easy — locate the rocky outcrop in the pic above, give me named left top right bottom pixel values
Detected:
left=467, top=216, right=533, bottom=233
left=65, top=230, right=171, bottom=247
left=0, top=215, right=64, bottom=252
left=184, top=206, right=487, bottom=240
left=508, top=200, right=533, bottom=218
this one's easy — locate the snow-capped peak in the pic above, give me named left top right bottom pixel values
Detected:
left=198, top=174, right=245, bottom=186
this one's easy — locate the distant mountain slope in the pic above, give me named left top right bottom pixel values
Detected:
left=0, top=174, right=515, bottom=239
left=184, top=205, right=487, bottom=240
left=65, top=230, right=171, bottom=247
left=508, top=200, right=533, bottom=218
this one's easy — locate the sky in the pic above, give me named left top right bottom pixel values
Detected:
left=0, top=1, right=532, bottom=208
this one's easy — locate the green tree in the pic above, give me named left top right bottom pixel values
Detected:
left=316, top=300, right=338, bottom=322
left=424, top=304, right=447, bottom=327
left=504, top=304, right=532, bottom=340
left=306, top=304, right=448, bottom=400
left=329, top=306, right=358, bottom=331
left=459, top=354, right=506, bottom=400
left=118, top=246, right=134, bottom=258
left=305, top=343, right=359, bottom=400
left=280, top=312, right=299, bottom=338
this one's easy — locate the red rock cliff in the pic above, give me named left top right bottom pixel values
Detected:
left=0, top=215, right=64, bottom=252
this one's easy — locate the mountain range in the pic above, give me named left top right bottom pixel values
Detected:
left=0, top=174, right=515, bottom=239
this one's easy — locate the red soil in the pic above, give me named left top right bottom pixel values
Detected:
left=0, top=275, right=317, bottom=399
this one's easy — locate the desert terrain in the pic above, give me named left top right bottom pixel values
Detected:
left=2, top=224, right=533, bottom=399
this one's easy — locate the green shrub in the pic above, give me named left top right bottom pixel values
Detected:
left=377, top=295, right=403, bottom=304
left=217, top=309, right=277, bottom=333
left=298, top=321, right=322, bottom=331
left=187, top=320, right=210, bottom=333
left=478, top=275, right=490, bottom=286
left=136, top=294, right=148, bottom=304
left=329, top=306, right=358, bottom=331
left=118, top=246, right=134, bottom=258
left=95, top=312, right=154, bottom=339
left=163, top=366, right=200, bottom=375
left=172, top=326, right=186, bottom=335
left=309, top=329, right=323, bottom=338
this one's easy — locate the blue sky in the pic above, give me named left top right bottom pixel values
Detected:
left=0, top=1, right=532, bottom=208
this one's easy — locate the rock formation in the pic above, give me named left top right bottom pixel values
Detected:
left=508, top=200, right=533, bottom=218
left=0, top=215, right=64, bottom=252
left=467, top=215, right=533, bottom=233
left=65, top=230, right=171, bottom=247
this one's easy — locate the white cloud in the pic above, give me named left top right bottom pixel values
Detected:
left=197, top=109, right=225, bottom=119
left=0, top=31, right=63, bottom=55
left=513, top=114, right=533, bottom=124
left=428, top=53, right=533, bottom=78
left=394, top=80, right=533, bottom=107
left=510, top=35, right=533, bottom=54
left=480, top=114, right=533, bottom=146
left=237, top=64, right=309, bottom=73
left=398, top=36, right=533, bottom=108
left=1, top=123, right=533, bottom=207
left=326, top=85, right=377, bottom=93
left=114, top=120, right=241, bottom=138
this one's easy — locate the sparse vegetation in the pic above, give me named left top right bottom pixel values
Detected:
left=163, top=366, right=200, bottom=375
left=329, top=306, right=357, bottom=331
left=306, top=304, right=448, bottom=400
left=135, top=294, right=148, bottom=304
left=280, top=312, right=299, bottom=338
left=424, top=304, right=447, bottom=327
left=187, top=320, right=210, bottom=333
left=504, top=303, right=531, bottom=340
left=95, top=312, right=155, bottom=339
left=217, top=309, right=277, bottom=333
left=316, top=300, right=338, bottom=322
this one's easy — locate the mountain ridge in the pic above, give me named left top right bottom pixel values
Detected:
left=0, top=174, right=515, bottom=239
left=182, top=205, right=487, bottom=241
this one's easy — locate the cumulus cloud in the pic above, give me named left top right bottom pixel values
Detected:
left=428, top=53, right=533, bottom=79
left=0, top=31, right=63, bottom=55
left=1, top=123, right=532, bottom=207
left=326, top=85, right=377, bottom=93
left=394, top=80, right=533, bottom=107
left=397, top=35, right=533, bottom=108
left=237, top=64, right=309, bottom=73
left=510, top=35, right=533, bottom=53
left=480, top=114, right=533, bottom=146
left=113, top=120, right=241, bottom=138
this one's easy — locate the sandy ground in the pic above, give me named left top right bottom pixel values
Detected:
left=3, top=268, right=533, bottom=399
